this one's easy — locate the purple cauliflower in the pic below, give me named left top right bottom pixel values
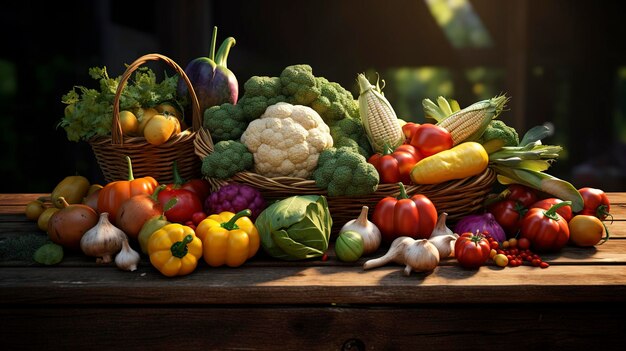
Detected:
left=204, top=183, right=267, bottom=219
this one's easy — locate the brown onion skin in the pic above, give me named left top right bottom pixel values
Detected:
left=116, top=194, right=163, bottom=240
left=48, top=200, right=99, bottom=251
left=82, top=188, right=101, bottom=212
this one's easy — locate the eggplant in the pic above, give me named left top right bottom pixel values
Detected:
left=178, top=26, right=238, bottom=114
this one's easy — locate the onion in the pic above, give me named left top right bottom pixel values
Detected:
left=454, top=212, right=506, bottom=242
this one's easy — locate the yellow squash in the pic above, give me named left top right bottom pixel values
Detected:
left=410, top=142, right=488, bottom=184
left=51, top=175, right=90, bottom=208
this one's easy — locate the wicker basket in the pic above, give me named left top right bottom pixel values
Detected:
left=194, top=128, right=496, bottom=227
left=90, top=53, right=212, bottom=183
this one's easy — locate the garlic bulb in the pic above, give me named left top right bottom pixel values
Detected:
left=80, top=212, right=126, bottom=264
left=403, top=239, right=440, bottom=276
left=363, top=236, right=440, bottom=276
left=428, top=234, right=459, bottom=259
left=115, top=238, right=140, bottom=271
left=340, top=206, right=381, bottom=254
left=429, top=212, right=454, bottom=238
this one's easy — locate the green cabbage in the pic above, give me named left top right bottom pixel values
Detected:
left=255, top=195, right=332, bottom=260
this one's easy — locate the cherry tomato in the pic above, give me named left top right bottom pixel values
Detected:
left=506, top=184, right=538, bottom=207
left=520, top=201, right=571, bottom=252
left=454, top=232, right=491, bottom=269
left=531, top=198, right=573, bottom=222
left=408, top=123, right=453, bottom=157
left=568, top=215, right=608, bottom=247
left=577, top=187, right=611, bottom=220
left=517, top=237, right=530, bottom=250
left=493, top=254, right=509, bottom=267
left=488, top=199, right=526, bottom=238
left=191, top=211, right=208, bottom=226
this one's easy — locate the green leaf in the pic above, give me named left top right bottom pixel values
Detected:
left=422, top=98, right=448, bottom=122
left=271, top=229, right=325, bottom=260
left=519, top=125, right=552, bottom=146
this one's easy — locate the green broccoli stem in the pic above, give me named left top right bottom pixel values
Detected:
left=221, top=209, right=252, bottom=231
left=209, top=26, right=218, bottom=61
left=215, top=37, right=236, bottom=68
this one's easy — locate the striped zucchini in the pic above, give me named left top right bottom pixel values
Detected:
left=357, top=73, right=404, bottom=154
left=436, top=95, right=509, bottom=146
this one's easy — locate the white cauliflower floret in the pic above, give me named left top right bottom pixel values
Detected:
left=241, top=102, right=333, bottom=178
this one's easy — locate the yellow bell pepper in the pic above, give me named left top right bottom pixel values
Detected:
left=148, top=223, right=203, bottom=277
left=195, top=209, right=260, bottom=267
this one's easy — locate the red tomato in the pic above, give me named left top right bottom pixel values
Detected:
left=395, top=144, right=422, bottom=160
left=191, top=211, right=208, bottom=226
left=408, top=123, right=453, bottom=157
left=520, top=201, right=571, bottom=252
left=531, top=198, right=573, bottom=222
left=487, top=199, right=526, bottom=238
left=455, top=232, right=491, bottom=269
left=368, top=145, right=421, bottom=184
left=506, top=184, right=538, bottom=207
left=372, top=183, right=438, bottom=243
left=578, top=187, right=611, bottom=220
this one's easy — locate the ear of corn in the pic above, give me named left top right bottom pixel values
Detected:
left=357, top=73, right=404, bottom=154
left=436, top=95, right=509, bottom=145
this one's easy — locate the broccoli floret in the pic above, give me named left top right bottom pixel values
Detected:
left=313, top=147, right=379, bottom=196
left=243, top=76, right=282, bottom=98
left=311, top=78, right=359, bottom=123
left=330, top=117, right=373, bottom=157
left=280, top=65, right=321, bottom=105
left=203, top=103, right=247, bottom=142
left=201, top=140, right=253, bottom=179
left=478, top=120, right=519, bottom=153
left=239, top=94, right=286, bottom=121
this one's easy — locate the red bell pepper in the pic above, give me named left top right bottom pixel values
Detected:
left=158, top=162, right=205, bottom=224
left=368, top=145, right=421, bottom=184
left=167, top=161, right=211, bottom=203
left=372, top=182, right=438, bottom=243
left=407, top=123, right=453, bottom=157
left=402, top=122, right=420, bottom=142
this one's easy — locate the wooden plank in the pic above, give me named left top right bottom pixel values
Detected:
left=0, top=193, right=48, bottom=205
left=1, top=304, right=624, bottom=350
left=2, top=265, right=626, bottom=305
left=608, top=192, right=626, bottom=204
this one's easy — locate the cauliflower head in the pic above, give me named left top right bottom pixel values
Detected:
left=241, top=102, right=333, bottom=178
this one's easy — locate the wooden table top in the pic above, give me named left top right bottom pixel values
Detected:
left=1, top=193, right=625, bottom=305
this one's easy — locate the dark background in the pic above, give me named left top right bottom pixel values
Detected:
left=1, top=0, right=625, bottom=193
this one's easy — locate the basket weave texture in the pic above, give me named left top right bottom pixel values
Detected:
left=90, top=53, right=213, bottom=183
left=194, top=128, right=496, bottom=226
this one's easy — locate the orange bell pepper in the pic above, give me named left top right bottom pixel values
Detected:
left=195, top=209, right=259, bottom=267
left=97, top=156, right=158, bottom=223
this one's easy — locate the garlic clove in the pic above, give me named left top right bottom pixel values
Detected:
left=115, top=238, right=141, bottom=272
left=429, top=212, right=454, bottom=238
left=428, top=234, right=459, bottom=259
left=404, top=239, right=440, bottom=275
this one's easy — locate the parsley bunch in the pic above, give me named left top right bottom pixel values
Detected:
left=58, top=66, right=179, bottom=141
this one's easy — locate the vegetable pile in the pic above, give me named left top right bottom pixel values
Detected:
left=25, top=33, right=614, bottom=278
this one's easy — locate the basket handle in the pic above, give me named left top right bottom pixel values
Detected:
left=111, top=53, right=201, bottom=145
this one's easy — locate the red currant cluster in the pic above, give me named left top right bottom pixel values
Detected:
left=483, top=233, right=549, bottom=269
